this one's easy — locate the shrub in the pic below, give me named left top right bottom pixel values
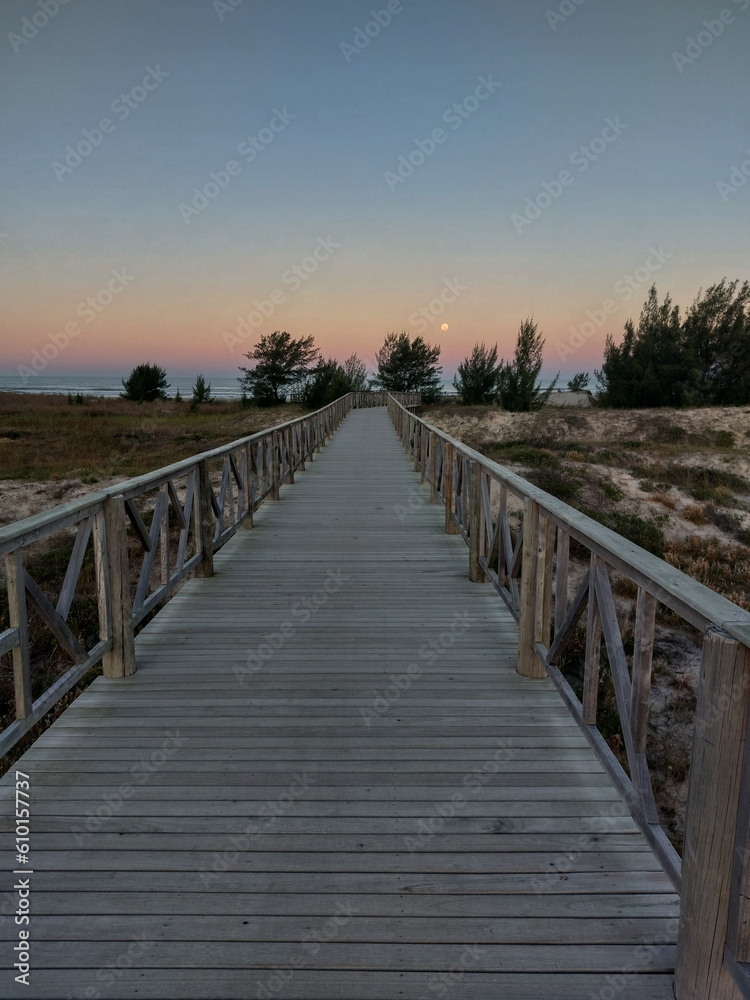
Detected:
left=121, top=363, right=170, bottom=402
left=529, top=466, right=582, bottom=504
left=681, top=504, right=706, bottom=525
left=716, top=430, right=735, bottom=448
left=600, top=478, right=625, bottom=501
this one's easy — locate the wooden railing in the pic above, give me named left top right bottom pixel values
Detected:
left=0, top=392, right=424, bottom=759
left=387, top=394, right=750, bottom=999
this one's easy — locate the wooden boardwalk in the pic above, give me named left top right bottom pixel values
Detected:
left=0, top=407, right=678, bottom=998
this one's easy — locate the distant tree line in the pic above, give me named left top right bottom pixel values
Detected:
left=453, top=319, right=558, bottom=411
left=596, top=280, right=750, bottom=407
left=119, top=277, right=750, bottom=413
left=236, top=329, right=444, bottom=407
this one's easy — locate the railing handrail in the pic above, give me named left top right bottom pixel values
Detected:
left=387, top=396, right=750, bottom=645
left=386, top=392, right=750, bottom=999
left=0, top=390, right=419, bottom=761
left=0, top=391, right=419, bottom=556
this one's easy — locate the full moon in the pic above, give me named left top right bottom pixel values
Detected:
left=441, top=323, right=449, bottom=331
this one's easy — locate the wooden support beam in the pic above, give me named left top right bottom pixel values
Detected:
left=443, top=443, right=459, bottom=534
left=270, top=431, right=281, bottom=500
left=582, top=554, right=602, bottom=725
left=429, top=432, right=439, bottom=501
left=102, top=495, right=136, bottom=678
left=3, top=549, right=32, bottom=719
left=534, top=516, right=555, bottom=649
left=675, top=629, right=750, bottom=1000
left=468, top=462, right=487, bottom=584
left=196, top=462, right=215, bottom=579
left=517, top=497, right=544, bottom=678
left=554, top=529, right=570, bottom=636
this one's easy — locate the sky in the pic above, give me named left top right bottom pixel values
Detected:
left=0, top=0, right=748, bottom=383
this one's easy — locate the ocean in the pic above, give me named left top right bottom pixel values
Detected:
left=0, top=373, right=255, bottom=400
left=0, top=374, right=462, bottom=400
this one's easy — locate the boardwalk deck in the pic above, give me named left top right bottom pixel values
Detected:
left=0, top=407, right=678, bottom=998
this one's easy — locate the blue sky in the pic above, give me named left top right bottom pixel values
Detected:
left=1, top=0, right=748, bottom=380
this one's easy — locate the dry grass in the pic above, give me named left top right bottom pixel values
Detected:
left=681, top=504, right=706, bottom=525
left=0, top=392, right=304, bottom=482
left=649, top=491, right=677, bottom=510
left=665, top=536, right=750, bottom=611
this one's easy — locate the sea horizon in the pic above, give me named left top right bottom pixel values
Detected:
left=0, top=373, right=566, bottom=400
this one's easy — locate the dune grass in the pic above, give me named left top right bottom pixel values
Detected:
left=0, top=392, right=305, bottom=481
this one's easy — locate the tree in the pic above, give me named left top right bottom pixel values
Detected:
left=121, top=363, right=170, bottom=402
left=299, top=354, right=371, bottom=409
left=191, top=373, right=215, bottom=406
left=596, top=286, right=691, bottom=408
left=238, top=331, right=319, bottom=406
left=683, top=279, right=750, bottom=405
left=374, top=332, right=442, bottom=402
left=453, top=343, right=502, bottom=404
left=567, top=372, right=590, bottom=392
left=342, top=353, right=371, bottom=392
left=498, top=319, right=557, bottom=411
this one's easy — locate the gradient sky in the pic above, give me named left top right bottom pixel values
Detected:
left=1, top=0, right=748, bottom=382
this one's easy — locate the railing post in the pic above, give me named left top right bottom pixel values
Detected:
left=285, top=427, right=294, bottom=485
left=675, top=629, right=750, bottom=1000
left=196, top=461, right=215, bottom=578
left=102, top=495, right=136, bottom=677
left=420, top=426, right=427, bottom=483
left=469, top=462, right=487, bottom=583
left=534, top=516, right=555, bottom=649
left=517, top=497, right=545, bottom=678
left=443, top=442, right=460, bottom=535
left=3, top=549, right=32, bottom=718
left=270, top=430, right=281, bottom=500
left=241, top=445, right=254, bottom=530
left=429, top=432, right=439, bottom=503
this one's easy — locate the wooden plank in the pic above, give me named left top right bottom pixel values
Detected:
left=0, top=407, right=680, bottom=998
left=6, top=970, right=677, bottom=1000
